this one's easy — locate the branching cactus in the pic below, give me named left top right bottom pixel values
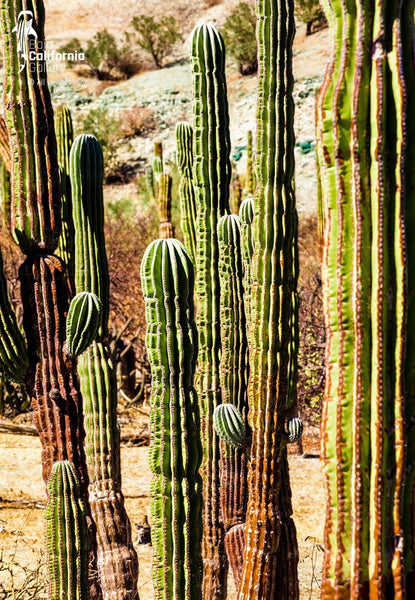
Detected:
left=141, top=238, right=203, bottom=600
left=55, top=105, right=75, bottom=294
left=157, top=173, right=174, bottom=239
left=45, top=461, right=89, bottom=600
left=71, top=133, right=139, bottom=600
left=316, top=0, right=415, bottom=596
left=217, top=214, right=248, bottom=589
left=238, top=0, right=299, bottom=597
left=176, top=122, right=197, bottom=264
left=191, top=22, right=232, bottom=599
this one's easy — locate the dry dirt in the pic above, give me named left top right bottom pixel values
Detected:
left=0, top=422, right=324, bottom=599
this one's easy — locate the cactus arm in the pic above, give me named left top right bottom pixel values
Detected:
left=238, top=0, right=299, bottom=597
left=158, top=173, right=175, bottom=239
left=191, top=23, right=232, bottom=599
left=45, top=461, right=89, bottom=600
left=55, top=105, right=75, bottom=294
left=176, top=122, right=197, bottom=264
left=141, top=238, right=203, bottom=600
left=1, top=0, right=61, bottom=252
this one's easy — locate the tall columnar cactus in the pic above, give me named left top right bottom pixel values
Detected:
left=55, top=105, right=75, bottom=294
left=239, top=197, right=254, bottom=320
left=316, top=1, right=415, bottom=596
left=141, top=238, right=203, bottom=600
left=45, top=461, right=89, bottom=600
left=71, top=133, right=139, bottom=600
left=246, top=130, right=254, bottom=197
left=238, top=0, right=299, bottom=597
left=191, top=23, right=231, bottom=599
left=217, top=214, right=248, bottom=589
left=176, top=122, right=197, bottom=264
left=146, top=166, right=156, bottom=200
left=157, top=173, right=175, bottom=239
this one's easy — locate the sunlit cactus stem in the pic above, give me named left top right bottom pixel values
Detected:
left=176, top=121, right=197, bottom=264
left=157, top=173, right=174, bottom=239
left=71, top=133, right=139, bottom=600
left=191, top=22, right=232, bottom=599
left=239, top=197, right=254, bottom=322
left=45, top=461, right=89, bottom=600
left=316, top=0, right=415, bottom=596
left=141, top=238, right=203, bottom=600
left=246, top=130, right=254, bottom=197
left=238, top=0, right=299, bottom=597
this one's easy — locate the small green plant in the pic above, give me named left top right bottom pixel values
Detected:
left=130, top=15, right=181, bottom=68
left=222, top=2, right=257, bottom=75
left=59, top=30, right=140, bottom=80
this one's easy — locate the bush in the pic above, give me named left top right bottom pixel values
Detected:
left=120, top=106, right=156, bottom=138
left=130, top=15, right=181, bottom=68
left=59, top=30, right=140, bottom=80
left=222, top=2, right=257, bottom=75
left=81, top=107, right=125, bottom=180
left=295, top=0, right=327, bottom=35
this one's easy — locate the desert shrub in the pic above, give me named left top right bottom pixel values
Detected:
left=120, top=106, right=156, bottom=138
left=81, top=107, right=126, bottom=180
left=130, top=15, right=181, bottom=68
left=59, top=30, right=140, bottom=80
left=295, top=0, right=327, bottom=35
left=297, top=215, right=325, bottom=426
left=222, top=2, right=257, bottom=75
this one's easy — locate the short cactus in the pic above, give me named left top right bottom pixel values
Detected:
left=157, top=173, right=174, bottom=239
left=66, top=292, right=102, bottom=357
left=45, top=461, right=89, bottom=600
left=141, top=238, right=203, bottom=600
left=286, top=417, right=303, bottom=444
left=213, top=404, right=246, bottom=448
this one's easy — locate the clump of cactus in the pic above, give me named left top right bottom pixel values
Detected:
left=141, top=238, right=203, bottom=600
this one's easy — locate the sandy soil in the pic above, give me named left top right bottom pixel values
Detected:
left=0, top=426, right=324, bottom=599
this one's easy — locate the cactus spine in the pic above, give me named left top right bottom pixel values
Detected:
left=45, top=461, right=89, bottom=600
left=316, top=0, right=415, bottom=596
left=141, top=238, right=203, bottom=600
left=176, top=122, right=197, bottom=264
left=55, top=105, right=75, bottom=294
left=238, top=0, right=299, bottom=597
left=71, top=133, right=139, bottom=600
left=191, top=23, right=232, bottom=599
left=157, top=173, right=174, bottom=239
left=217, top=214, right=248, bottom=586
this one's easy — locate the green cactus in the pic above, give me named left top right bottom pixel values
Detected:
left=45, top=461, right=89, bottom=600
left=230, top=177, right=242, bottom=214
left=286, top=417, right=303, bottom=444
left=246, top=129, right=254, bottom=197
left=238, top=0, right=299, bottom=597
left=145, top=166, right=156, bottom=200
left=154, top=140, right=163, bottom=164
left=157, top=173, right=175, bottom=239
left=55, top=105, right=75, bottom=294
left=66, top=292, right=102, bottom=357
left=71, top=133, right=139, bottom=600
left=175, top=122, right=197, bottom=264
left=213, top=404, right=246, bottom=448
left=2, top=0, right=61, bottom=253
left=239, top=197, right=254, bottom=322
left=70, top=134, right=109, bottom=338
left=191, top=22, right=232, bottom=598
left=141, top=238, right=203, bottom=600
left=316, top=0, right=415, bottom=596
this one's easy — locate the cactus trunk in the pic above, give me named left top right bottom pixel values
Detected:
left=176, top=122, right=197, bottom=265
left=316, top=0, right=415, bottom=596
left=191, top=23, right=232, bottom=599
left=238, top=0, right=299, bottom=597
left=141, top=238, right=203, bottom=600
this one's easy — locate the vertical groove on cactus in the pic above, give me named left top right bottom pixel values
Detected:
left=246, top=130, right=254, bottom=197
left=71, top=132, right=139, bottom=600
left=45, top=461, right=89, bottom=600
left=55, top=105, right=75, bottom=294
left=1, top=0, right=61, bottom=253
left=176, top=122, right=197, bottom=264
left=217, top=214, right=248, bottom=585
left=71, top=134, right=109, bottom=338
left=158, top=173, right=174, bottom=239
left=191, top=22, right=232, bottom=599
left=0, top=115, right=11, bottom=172
left=238, top=0, right=299, bottom=597
left=141, top=238, right=203, bottom=600
left=317, top=0, right=415, bottom=596
left=0, top=246, right=28, bottom=382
